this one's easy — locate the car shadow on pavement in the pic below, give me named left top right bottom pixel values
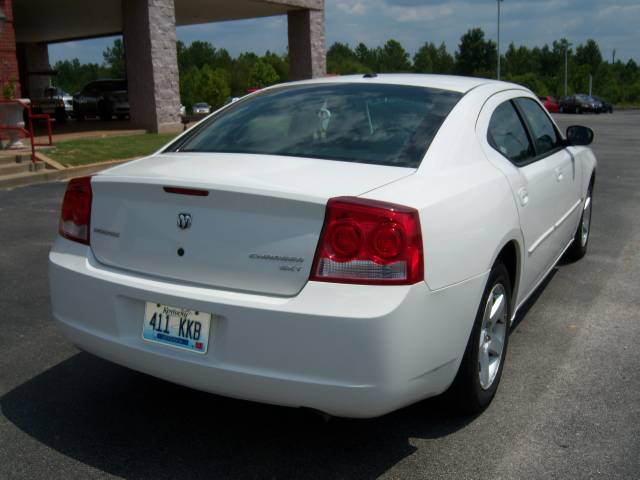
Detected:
left=1, top=352, right=476, bottom=479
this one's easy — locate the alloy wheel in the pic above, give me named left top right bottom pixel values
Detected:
left=581, top=191, right=592, bottom=247
left=478, top=283, right=508, bottom=390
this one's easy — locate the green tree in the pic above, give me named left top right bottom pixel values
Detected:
left=377, top=39, right=411, bottom=72
left=413, top=42, right=437, bottom=73
left=434, top=42, right=455, bottom=74
left=413, top=42, right=454, bottom=74
left=504, top=43, right=539, bottom=77
left=102, top=39, right=126, bottom=78
left=179, top=65, right=230, bottom=110
left=327, top=42, right=370, bottom=74
left=354, top=42, right=378, bottom=71
left=505, top=73, right=549, bottom=95
left=229, top=52, right=259, bottom=95
left=575, top=39, right=602, bottom=74
left=53, top=59, right=110, bottom=94
left=455, top=28, right=497, bottom=77
left=248, top=60, right=279, bottom=88
left=262, top=51, right=289, bottom=81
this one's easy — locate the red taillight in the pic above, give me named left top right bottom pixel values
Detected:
left=59, top=176, right=93, bottom=245
left=310, top=197, right=424, bottom=285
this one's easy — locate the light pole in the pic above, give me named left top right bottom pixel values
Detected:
left=563, top=40, right=572, bottom=97
left=497, top=0, right=504, bottom=80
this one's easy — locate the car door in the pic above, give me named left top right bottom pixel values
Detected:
left=477, top=93, right=561, bottom=304
left=515, top=97, right=583, bottom=252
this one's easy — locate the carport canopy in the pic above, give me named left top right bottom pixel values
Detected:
left=12, top=0, right=326, bottom=132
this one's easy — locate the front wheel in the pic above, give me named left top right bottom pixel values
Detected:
left=447, top=261, right=511, bottom=414
left=566, top=182, right=593, bottom=261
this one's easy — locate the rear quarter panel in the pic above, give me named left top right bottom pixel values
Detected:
left=361, top=84, right=522, bottom=291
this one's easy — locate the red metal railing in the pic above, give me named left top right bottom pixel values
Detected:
left=0, top=99, right=53, bottom=162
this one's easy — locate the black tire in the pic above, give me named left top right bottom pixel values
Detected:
left=75, top=109, right=85, bottom=122
left=559, top=106, right=564, bottom=113
left=577, top=106, right=583, bottom=114
left=447, top=261, right=512, bottom=415
left=116, top=114, right=127, bottom=121
left=565, top=181, right=594, bottom=261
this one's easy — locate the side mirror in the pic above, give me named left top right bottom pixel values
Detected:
left=566, top=125, right=594, bottom=146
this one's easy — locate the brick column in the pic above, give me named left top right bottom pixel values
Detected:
left=287, top=6, right=326, bottom=80
left=0, top=0, right=21, bottom=97
left=22, top=43, right=50, bottom=98
left=122, top=0, right=181, bottom=133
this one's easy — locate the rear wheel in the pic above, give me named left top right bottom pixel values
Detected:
left=566, top=182, right=593, bottom=261
left=448, top=261, right=511, bottom=414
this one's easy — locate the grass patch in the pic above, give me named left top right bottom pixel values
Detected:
left=46, top=133, right=178, bottom=166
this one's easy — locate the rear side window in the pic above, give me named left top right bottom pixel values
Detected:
left=488, top=101, right=534, bottom=166
left=515, top=98, right=561, bottom=156
left=173, top=83, right=462, bottom=168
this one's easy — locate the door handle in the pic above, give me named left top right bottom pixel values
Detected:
left=555, top=167, right=564, bottom=182
left=517, top=187, right=529, bottom=207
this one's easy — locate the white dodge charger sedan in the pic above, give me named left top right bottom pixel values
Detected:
left=49, top=74, right=596, bottom=418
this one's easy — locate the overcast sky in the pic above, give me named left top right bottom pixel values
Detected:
left=49, top=0, right=640, bottom=65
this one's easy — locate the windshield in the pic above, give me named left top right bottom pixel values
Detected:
left=173, top=83, right=462, bottom=168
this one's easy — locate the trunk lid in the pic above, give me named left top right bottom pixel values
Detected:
left=90, top=153, right=413, bottom=296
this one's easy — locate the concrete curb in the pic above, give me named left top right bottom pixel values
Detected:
left=34, top=151, right=66, bottom=170
left=0, top=157, right=138, bottom=190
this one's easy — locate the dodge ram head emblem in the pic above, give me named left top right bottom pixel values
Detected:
left=177, top=213, right=192, bottom=230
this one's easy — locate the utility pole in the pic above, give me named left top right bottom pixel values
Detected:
left=497, top=0, right=504, bottom=80
left=563, top=40, right=572, bottom=97
left=612, top=48, right=616, bottom=64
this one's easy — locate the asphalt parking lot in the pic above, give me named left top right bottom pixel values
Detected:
left=1, top=110, right=639, bottom=479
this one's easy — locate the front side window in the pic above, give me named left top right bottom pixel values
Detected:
left=515, top=98, right=561, bottom=156
left=488, top=101, right=535, bottom=166
left=172, top=83, right=462, bottom=168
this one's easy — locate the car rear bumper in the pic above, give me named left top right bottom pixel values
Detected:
left=49, top=237, right=486, bottom=418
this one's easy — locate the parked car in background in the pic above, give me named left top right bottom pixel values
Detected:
left=73, top=79, right=129, bottom=121
left=538, top=95, right=559, bottom=113
left=31, top=86, right=73, bottom=123
left=192, top=102, right=211, bottom=115
left=50, top=74, right=597, bottom=418
left=592, top=95, right=613, bottom=113
left=559, top=94, right=601, bottom=114
left=224, top=97, right=241, bottom=106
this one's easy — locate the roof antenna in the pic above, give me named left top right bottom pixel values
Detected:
left=363, top=73, right=378, bottom=78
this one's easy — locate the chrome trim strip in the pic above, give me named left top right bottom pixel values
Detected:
left=528, top=225, right=555, bottom=255
left=555, top=199, right=583, bottom=229
left=528, top=198, right=583, bottom=255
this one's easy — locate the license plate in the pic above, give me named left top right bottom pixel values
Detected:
left=142, top=302, right=211, bottom=354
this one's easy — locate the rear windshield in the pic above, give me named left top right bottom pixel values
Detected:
left=172, top=83, right=462, bottom=168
